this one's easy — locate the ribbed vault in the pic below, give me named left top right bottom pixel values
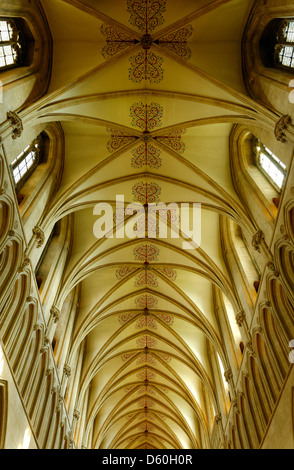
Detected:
left=34, top=0, right=260, bottom=449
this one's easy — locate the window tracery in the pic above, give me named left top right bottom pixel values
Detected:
left=254, top=140, right=286, bottom=192
left=10, top=135, right=43, bottom=190
left=0, top=18, right=24, bottom=69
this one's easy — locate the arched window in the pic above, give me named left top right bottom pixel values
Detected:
left=10, top=134, right=44, bottom=191
left=275, top=20, right=294, bottom=69
left=260, top=18, right=294, bottom=70
left=0, top=18, right=24, bottom=70
left=254, top=140, right=286, bottom=192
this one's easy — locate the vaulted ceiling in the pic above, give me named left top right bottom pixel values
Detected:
left=38, top=0, right=255, bottom=449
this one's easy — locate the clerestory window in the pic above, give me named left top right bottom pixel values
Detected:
left=10, top=135, right=43, bottom=190
left=0, top=18, right=24, bottom=70
left=275, top=20, right=294, bottom=69
left=255, top=141, right=286, bottom=192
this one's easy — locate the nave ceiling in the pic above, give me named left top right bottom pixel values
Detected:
left=26, top=0, right=258, bottom=449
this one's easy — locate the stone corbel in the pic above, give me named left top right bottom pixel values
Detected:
left=275, top=115, right=293, bottom=143
left=224, top=369, right=233, bottom=383
left=56, top=394, right=63, bottom=413
left=32, top=226, right=45, bottom=248
left=18, top=257, right=30, bottom=273
left=252, top=230, right=264, bottom=253
left=266, top=260, right=279, bottom=277
left=236, top=310, right=246, bottom=327
left=51, top=306, right=60, bottom=324
left=7, top=111, right=23, bottom=140
left=73, top=409, right=80, bottom=421
left=40, top=337, right=50, bottom=354
left=0, top=180, right=8, bottom=195
left=46, top=367, right=54, bottom=377
left=246, top=340, right=256, bottom=358
left=63, top=364, right=71, bottom=379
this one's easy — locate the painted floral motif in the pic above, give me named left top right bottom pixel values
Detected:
left=136, top=335, right=157, bottom=348
left=137, top=369, right=156, bottom=380
left=129, top=50, right=164, bottom=83
left=154, top=312, right=174, bottom=326
left=156, top=129, right=186, bottom=153
left=136, top=315, right=157, bottom=330
left=119, top=312, right=138, bottom=325
left=137, top=397, right=156, bottom=408
left=155, top=266, right=177, bottom=282
left=137, top=412, right=155, bottom=421
left=133, top=243, right=160, bottom=262
left=132, top=181, right=161, bottom=204
left=107, top=128, right=138, bottom=153
left=135, top=294, right=158, bottom=309
left=158, top=25, right=193, bottom=60
left=116, top=266, right=137, bottom=280
left=156, top=351, right=171, bottom=363
left=127, top=0, right=167, bottom=33
left=121, top=352, right=137, bottom=362
left=134, top=270, right=158, bottom=288
left=138, top=423, right=155, bottom=432
left=101, top=24, right=135, bottom=58
left=131, top=143, right=162, bottom=168
left=136, top=353, right=157, bottom=365
left=113, top=207, right=125, bottom=225
left=130, top=102, right=163, bottom=131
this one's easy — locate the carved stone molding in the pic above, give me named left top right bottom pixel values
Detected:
left=242, top=369, right=250, bottom=379
left=253, top=326, right=263, bottom=336
left=246, top=341, right=256, bottom=358
left=215, top=413, right=222, bottom=424
left=267, top=261, right=279, bottom=277
left=33, top=226, right=45, bottom=248
left=50, top=306, right=60, bottom=324
left=65, top=433, right=74, bottom=448
left=19, top=257, right=30, bottom=273
left=63, top=364, right=71, bottom=379
left=26, top=296, right=35, bottom=304
left=236, top=310, right=246, bottom=327
left=46, top=367, right=54, bottom=377
left=7, top=111, right=23, bottom=140
left=275, top=114, right=292, bottom=143
left=224, top=369, right=233, bottom=383
left=40, top=337, right=50, bottom=354
left=232, top=399, right=240, bottom=414
left=280, top=224, right=290, bottom=242
left=56, top=395, right=63, bottom=413
left=252, top=230, right=264, bottom=253
left=33, top=323, right=43, bottom=332
left=73, top=409, right=80, bottom=421
left=59, top=419, right=66, bottom=429
left=0, top=180, right=8, bottom=195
